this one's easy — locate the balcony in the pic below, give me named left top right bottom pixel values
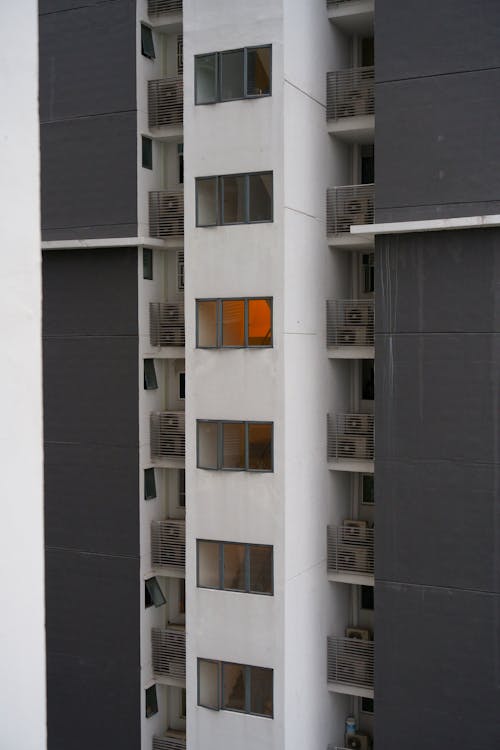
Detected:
left=148, top=78, right=183, bottom=138
left=153, top=731, right=186, bottom=750
left=151, top=411, right=185, bottom=467
left=149, top=191, right=184, bottom=242
left=327, top=413, right=374, bottom=473
left=149, top=302, right=185, bottom=352
left=327, top=635, right=374, bottom=698
left=152, top=625, right=186, bottom=685
left=151, top=519, right=185, bottom=575
left=326, top=0, right=374, bottom=34
left=326, top=299, right=374, bottom=358
left=327, top=66, right=374, bottom=141
left=327, top=524, right=374, bottom=585
left=148, top=0, right=182, bottom=31
left=327, top=185, right=374, bottom=249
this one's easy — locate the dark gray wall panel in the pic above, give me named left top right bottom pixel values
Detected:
left=375, top=583, right=500, bottom=750
left=376, top=0, right=500, bottom=82
left=41, top=114, right=138, bottom=240
left=39, top=0, right=136, bottom=121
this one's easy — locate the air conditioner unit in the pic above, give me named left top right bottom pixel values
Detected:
left=163, top=304, right=182, bottom=322
left=163, top=413, right=180, bottom=431
left=346, top=627, right=371, bottom=640
left=344, top=304, right=371, bottom=326
left=163, top=436, right=184, bottom=457
left=343, top=519, right=368, bottom=533
left=346, top=732, right=371, bottom=750
left=161, top=328, right=184, bottom=347
left=345, top=414, right=373, bottom=434
left=338, top=546, right=369, bottom=573
left=337, top=435, right=370, bottom=460
left=338, top=326, right=369, bottom=346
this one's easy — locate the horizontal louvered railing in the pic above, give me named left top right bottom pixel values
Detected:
left=153, top=735, right=186, bottom=750
left=148, top=78, right=183, bottom=128
left=327, top=66, right=374, bottom=120
left=327, top=525, right=374, bottom=576
left=326, top=184, right=374, bottom=235
left=152, top=627, right=186, bottom=679
left=150, top=302, right=185, bottom=347
left=151, top=412, right=185, bottom=461
left=327, top=413, right=374, bottom=462
left=149, top=191, right=184, bottom=238
left=326, top=299, right=374, bottom=348
left=148, top=0, right=182, bottom=16
left=151, top=520, right=185, bottom=570
left=327, top=636, right=374, bottom=689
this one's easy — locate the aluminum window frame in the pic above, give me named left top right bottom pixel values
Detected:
left=194, top=45, right=272, bottom=105
left=195, top=172, right=273, bottom=226
left=141, top=23, right=156, bottom=60
left=196, top=297, right=273, bottom=349
left=144, top=467, right=157, bottom=501
left=195, top=175, right=219, bottom=227
left=144, top=358, right=158, bottom=390
left=197, top=659, right=273, bottom=718
left=197, top=658, right=221, bottom=711
left=196, top=539, right=274, bottom=595
left=196, top=419, right=274, bottom=473
left=143, top=248, right=153, bottom=280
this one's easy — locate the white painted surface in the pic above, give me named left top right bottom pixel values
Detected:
left=351, top=213, right=500, bottom=237
left=0, top=3, right=46, bottom=750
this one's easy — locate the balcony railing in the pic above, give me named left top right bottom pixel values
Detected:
left=327, top=184, right=374, bottom=235
left=152, top=626, right=186, bottom=680
left=151, top=411, right=185, bottom=461
left=327, top=413, right=374, bottom=462
left=149, top=191, right=184, bottom=239
left=153, top=732, right=186, bottom=750
left=151, top=519, right=185, bottom=570
left=327, top=525, right=374, bottom=577
left=326, top=299, right=374, bottom=348
left=327, top=635, right=374, bottom=690
left=150, top=302, right=185, bottom=348
left=148, top=78, right=183, bottom=128
left=148, top=0, right=182, bottom=16
left=327, top=67, right=374, bottom=121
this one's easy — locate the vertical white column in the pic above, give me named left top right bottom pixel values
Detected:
left=0, top=4, right=46, bottom=750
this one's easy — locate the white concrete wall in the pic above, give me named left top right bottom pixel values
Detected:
left=0, top=3, right=46, bottom=750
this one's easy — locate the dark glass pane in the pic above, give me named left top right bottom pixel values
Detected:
left=222, top=299, right=245, bottom=346
left=145, top=685, right=158, bottom=717
left=197, top=300, right=218, bottom=347
left=220, top=49, right=245, bottom=100
left=141, top=24, right=155, bottom=59
left=178, top=142, right=184, bottom=184
left=362, top=696, right=374, bottom=714
left=195, top=54, right=217, bottom=104
left=250, top=667, right=273, bottom=717
left=361, top=37, right=374, bottom=67
left=143, top=248, right=153, bottom=280
left=249, top=546, right=273, bottom=594
left=362, top=474, right=374, bottom=504
left=142, top=136, right=153, bottom=170
left=248, top=422, right=273, bottom=471
left=361, top=360, right=374, bottom=400
left=144, top=359, right=158, bottom=390
left=197, top=421, right=219, bottom=469
left=178, top=469, right=186, bottom=507
left=179, top=372, right=185, bottom=399
left=178, top=578, right=186, bottom=613
left=361, top=144, right=374, bottom=184
left=221, top=175, right=246, bottom=224
left=249, top=172, right=273, bottom=222
left=144, top=468, right=157, bottom=500
left=197, top=540, right=220, bottom=588
left=145, top=577, right=166, bottom=608
left=246, top=47, right=271, bottom=96
left=198, top=659, right=219, bottom=710
left=222, top=663, right=246, bottom=711
left=196, top=177, right=218, bottom=226
left=222, top=422, right=245, bottom=469
left=361, top=585, right=374, bottom=610
left=248, top=299, right=272, bottom=346
left=223, top=543, right=246, bottom=591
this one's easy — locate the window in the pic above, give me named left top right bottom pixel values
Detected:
left=179, top=578, right=186, bottom=614
left=361, top=474, right=374, bottom=505
left=362, top=253, right=374, bottom=294
left=195, top=46, right=271, bottom=104
left=141, top=24, right=155, bottom=59
left=180, top=688, right=187, bottom=719
left=197, top=421, right=273, bottom=472
left=179, top=372, right=185, bottom=400
left=144, top=468, right=157, bottom=500
left=360, top=585, right=374, bottom=610
left=196, top=172, right=273, bottom=226
left=144, top=359, right=158, bottom=390
left=198, top=659, right=273, bottom=718
left=178, top=469, right=186, bottom=507
left=143, top=248, right=153, bottom=280
left=145, top=685, right=158, bottom=718
left=142, top=136, right=153, bottom=170
left=177, top=143, right=184, bottom=185
left=177, top=250, right=184, bottom=290
left=361, top=144, right=374, bottom=184
left=197, top=298, right=272, bottom=348
left=145, top=577, right=166, bottom=608
left=361, top=696, right=374, bottom=714
left=177, top=34, right=183, bottom=74
left=197, top=541, right=273, bottom=595
left=361, top=360, right=374, bottom=401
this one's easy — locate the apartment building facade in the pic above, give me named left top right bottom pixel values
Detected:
left=38, top=1, right=500, bottom=750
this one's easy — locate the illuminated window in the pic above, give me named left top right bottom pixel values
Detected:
left=197, top=298, right=272, bottom=348
left=197, top=421, right=273, bottom=472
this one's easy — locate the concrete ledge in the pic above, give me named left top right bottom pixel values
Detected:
left=327, top=682, right=374, bottom=699
left=328, top=459, right=374, bottom=474
left=328, top=346, right=374, bottom=360
left=351, top=213, right=500, bottom=239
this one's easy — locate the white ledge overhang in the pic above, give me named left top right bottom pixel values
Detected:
left=42, top=236, right=182, bottom=251
left=350, top=214, right=500, bottom=239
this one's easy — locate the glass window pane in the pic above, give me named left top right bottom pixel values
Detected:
left=143, top=248, right=153, bottom=280
left=145, top=685, right=158, bottom=717
left=250, top=667, right=273, bottom=717
left=248, top=299, right=272, bottom=346
left=360, top=584, right=374, bottom=610
left=221, top=175, right=246, bottom=224
left=142, top=136, right=153, bottom=169
left=249, top=172, right=273, bottom=222
left=178, top=469, right=186, bottom=507
left=220, top=49, right=245, bottom=101
left=223, top=543, right=246, bottom=591
left=144, top=359, right=158, bottom=390
left=249, top=545, right=273, bottom=594
left=196, top=177, right=218, bottom=226
left=222, top=299, right=245, bottom=346
left=222, top=663, right=246, bottom=711
left=197, top=541, right=220, bottom=588
left=222, top=422, right=245, bottom=469
left=361, top=360, right=374, bottom=401
left=144, top=468, right=157, bottom=500
left=198, top=659, right=219, bottom=709
left=246, top=47, right=271, bottom=96
left=248, top=422, right=273, bottom=471
left=145, top=577, right=166, bottom=608
left=195, top=53, right=217, bottom=104
left=362, top=474, right=374, bottom=504
left=198, top=421, right=219, bottom=469
left=141, top=24, right=155, bottom=59
left=197, top=300, right=218, bottom=348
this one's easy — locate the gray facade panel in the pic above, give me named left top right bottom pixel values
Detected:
left=41, top=114, right=138, bottom=240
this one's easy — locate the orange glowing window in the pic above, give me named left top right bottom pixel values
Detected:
left=248, top=299, right=272, bottom=347
left=222, top=300, right=245, bottom=346
left=197, top=298, right=272, bottom=348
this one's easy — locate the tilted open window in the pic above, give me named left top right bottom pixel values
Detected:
left=195, top=45, right=271, bottom=104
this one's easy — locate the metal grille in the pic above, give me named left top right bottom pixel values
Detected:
left=149, top=191, right=184, bottom=238
left=326, top=184, right=374, bottom=235
left=153, top=735, right=186, bottom=750
left=152, top=627, right=186, bottom=679
left=327, top=525, right=374, bottom=576
left=327, top=66, right=374, bottom=121
left=327, top=413, right=374, bottom=462
left=151, top=519, right=185, bottom=570
left=148, top=0, right=182, bottom=16
left=150, top=302, right=185, bottom=347
left=151, top=412, right=185, bottom=460
left=327, top=636, right=374, bottom=689
left=148, top=78, right=183, bottom=128
left=326, top=300, right=374, bottom=348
